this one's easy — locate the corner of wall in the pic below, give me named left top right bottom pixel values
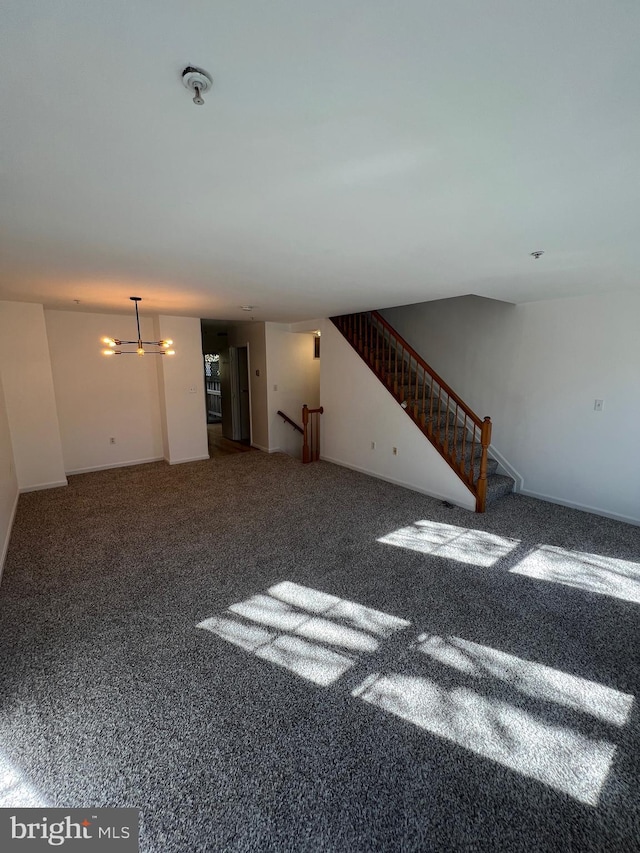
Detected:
left=0, top=301, right=66, bottom=492
left=0, top=359, right=19, bottom=583
left=0, top=488, right=19, bottom=585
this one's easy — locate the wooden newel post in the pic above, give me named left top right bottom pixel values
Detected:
left=302, top=404, right=311, bottom=463
left=476, top=416, right=492, bottom=513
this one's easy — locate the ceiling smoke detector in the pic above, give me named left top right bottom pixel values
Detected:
left=182, top=66, right=213, bottom=106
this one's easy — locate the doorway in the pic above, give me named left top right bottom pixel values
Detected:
left=201, top=320, right=252, bottom=457
left=204, top=354, right=222, bottom=424
left=220, top=345, right=251, bottom=444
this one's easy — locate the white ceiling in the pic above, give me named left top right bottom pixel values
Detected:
left=1, top=1, right=638, bottom=322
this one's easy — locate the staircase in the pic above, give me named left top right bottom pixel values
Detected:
left=331, top=311, right=514, bottom=512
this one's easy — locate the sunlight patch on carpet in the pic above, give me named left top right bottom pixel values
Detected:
left=352, top=672, right=617, bottom=806
left=256, top=635, right=354, bottom=687
left=511, top=545, right=640, bottom=604
left=377, top=520, right=519, bottom=567
left=0, top=752, right=48, bottom=807
left=197, top=581, right=410, bottom=686
left=416, top=634, right=633, bottom=726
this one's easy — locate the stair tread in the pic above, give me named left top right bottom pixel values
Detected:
left=486, top=473, right=515, bottom=487
left=485, top=473, right=516, bottom=506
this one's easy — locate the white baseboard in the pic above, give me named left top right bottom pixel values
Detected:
left=251, top=443, right=270, bottom=453
left=320, top=455, right=476, bottom=512
left=67, top=457, right=163, bottom=476
left=519, top=489, right=639, bottom=527
left=168, top=454, right=210, bottom=465
left=0, top=488, right=20, bottom=584
left=19, top=479, right=68, bottom=493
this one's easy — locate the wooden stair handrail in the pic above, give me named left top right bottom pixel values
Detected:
left=370, top=311, right=484, bottom=428
left=302, top=404, right=324, bottom=464
left=277, top=410, right=303, bottom=434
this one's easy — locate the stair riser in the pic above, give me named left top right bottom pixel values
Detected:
left=417, top=414, right=478, bottom=442
left=485, top=475, right=516, bottom=505
left=431, top=451, right=499, bottom=482
left=377, top=367, right=426, bottom=386
left=434, top=447, right=498, bottom=479
left=474, top=457, right=499, bottom=479
left=399, top=387, right=433, bottom=401
left=485, top=483, right=515, bottom=506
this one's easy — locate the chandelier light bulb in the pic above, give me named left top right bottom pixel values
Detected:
left=165, top=349, right=175, bottom=356
left=103, top=349, right=115, bottom=356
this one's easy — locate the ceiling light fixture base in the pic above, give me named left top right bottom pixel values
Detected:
left=182, top=66, right=213, bottom=106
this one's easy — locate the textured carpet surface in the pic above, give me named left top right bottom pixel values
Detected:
left=0, top=453, right=638, bottom=852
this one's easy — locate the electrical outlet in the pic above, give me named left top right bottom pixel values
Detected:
left=189, top=386, right=197, bottom=394
left=371, top=441, right=376, bottom=450
left=392, top=446, right=398, bottom=456
left=273, top=384, right=278, bottom=392
left=594, top=399, right=604, bottom=412
left=110, top=437, right=116, bottom=444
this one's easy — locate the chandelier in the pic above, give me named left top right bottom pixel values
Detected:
left=102, top=297, right=175, bottom=356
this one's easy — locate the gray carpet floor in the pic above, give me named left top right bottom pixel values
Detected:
left=0, top=452, right=638, bottom=852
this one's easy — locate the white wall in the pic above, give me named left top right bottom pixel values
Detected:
left=0, top=367, right=18, bottom=578
left=266, top=324, right=320, bottom=457
left=382, top=293, right=640, bottom=524
left=46, top=309, right=164, bottom=473
left=0, top=302, right=67, bottom=491
left=154, top=316, right=208, bottom=465
left=320, top=320, right=476, bottom=510
left=228, top=322, right=269, bottom=451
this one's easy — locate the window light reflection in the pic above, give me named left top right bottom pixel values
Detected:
left=197, top=581, right=410, bottom=686
left=416, top=634, right=633, bottom=726
left=0, top=752, right=47, bottom=807
left=352, top=672, right=617, bottom=806
left=511, top=545, right=640, bottom=604
left=378, top=520, right=519, bottom=567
